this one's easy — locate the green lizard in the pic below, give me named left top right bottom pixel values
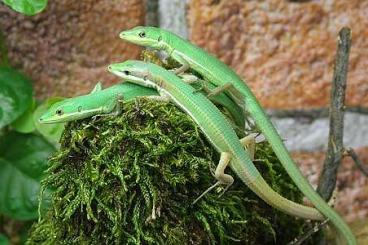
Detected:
left=108, top=60, right=325, bottom=222
left=39, top=81, right=245, bottom=134
left=39, top=82, right=159, bottom=123
left=118, top=27, right=356, bottom=244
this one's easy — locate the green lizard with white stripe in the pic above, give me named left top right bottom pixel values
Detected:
left=39, top=80, right=245, bottom=132
left=118, top=27, right=355, bottom=244
left=108, top=60, right=325, bottom=222
left=39, top=82, right=159, bottom=123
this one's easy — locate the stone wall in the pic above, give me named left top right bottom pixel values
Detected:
left=0, top=0, right=145, bottom=98
left=1, top=0, right=367, bottom=222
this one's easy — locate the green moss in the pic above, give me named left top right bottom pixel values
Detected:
left=27, top=98, right=316, bottom=244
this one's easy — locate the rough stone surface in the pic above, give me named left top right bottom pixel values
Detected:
left=188, top=0, right=368, bottom=109
left=159, top=0, right=189, bottom=38
left=293, top=147, right=368, bottom=222
left=0, top=0, right=145, bottom=99
left=272, top=112, right=368, bottom=152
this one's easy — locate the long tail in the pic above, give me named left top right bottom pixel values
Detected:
left=232, top=158, right=324, bottom=220
left=248, top=99, right=356, bottom=244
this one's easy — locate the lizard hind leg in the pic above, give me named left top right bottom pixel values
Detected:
left=240, top=135, right=256, bottom=161
left=192, top=152, right=234, bottom=204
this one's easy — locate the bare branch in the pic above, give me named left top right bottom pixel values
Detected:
left=287, top=219, right=329, bottom=245
left=345, top=147, right=368, bottom=177
left=317, top=27, right=352, bottom=201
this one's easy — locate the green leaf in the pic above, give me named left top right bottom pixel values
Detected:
left=0, top=158, right=42, bottom=220
left=0, top=132, right=54, bottom=220
left=0, top=234, right=9, bottom=245
left=0, top=67, right=33, bottom=129
left=11, top=98, right=36, bottom=133
left=0, top=131, right=55, bottom=180
left=2, top=0, right=48, bottom=16
left=33, top=97, right=65, bottom=147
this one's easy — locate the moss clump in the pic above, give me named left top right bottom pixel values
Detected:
left=27, top=99, right=314, bottom=244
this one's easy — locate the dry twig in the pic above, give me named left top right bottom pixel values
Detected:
left=287, top=219, right=330, bottom=245
left=317, top=27, right=352, bottom=201
left=345, top=147, right=368, bottom=177
left=291, top=27, right=352, bottom=245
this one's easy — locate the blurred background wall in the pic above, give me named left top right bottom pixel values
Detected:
left=0, top=0, right=367, bottom=222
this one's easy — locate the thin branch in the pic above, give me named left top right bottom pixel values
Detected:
left=345, top=147, right=368, bottom=177
left=268, top=106, right=368, bottom=120
left=317, top=27, right=352, bottom=201
left=287, top=219, right=330, bottom=245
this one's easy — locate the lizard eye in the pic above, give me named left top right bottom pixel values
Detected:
left=138, top=31, right=146, bottom=38
left=123, top=70, right=130, bottom=75
left=56, top=109, right=64, bottom=116
left=78, top=106, right=82, bottom=112
left=158, top=36, right=162, bottom=42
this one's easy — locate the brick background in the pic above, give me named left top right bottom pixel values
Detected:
left=188, top=0, right=368, bottom=109
left=0, top=0, right=145, bottom=99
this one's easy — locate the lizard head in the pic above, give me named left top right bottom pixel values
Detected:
left=39, top=97, right=100, bottom=124
left=108, top=60, right=156, bottom=89
left=119, top=26, right=167, bottom=50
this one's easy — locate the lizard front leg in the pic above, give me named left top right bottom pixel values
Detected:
left=171, top=53, right=190, bottom=75
left=204, top=82, right=246, bottom=111
left=92, top=93, right=124, bottom=120
left=111, top=93, right=124, bottom=116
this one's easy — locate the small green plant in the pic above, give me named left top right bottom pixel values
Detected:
left=1, top=0, right=48, bottom=16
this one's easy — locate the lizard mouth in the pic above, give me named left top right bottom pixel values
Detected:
left=108, top=65, right=132, bottom=79
left=38, top=117, right=58, bottom=124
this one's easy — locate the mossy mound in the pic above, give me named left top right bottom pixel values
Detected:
left=27, top=99, right=314, bottom=244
